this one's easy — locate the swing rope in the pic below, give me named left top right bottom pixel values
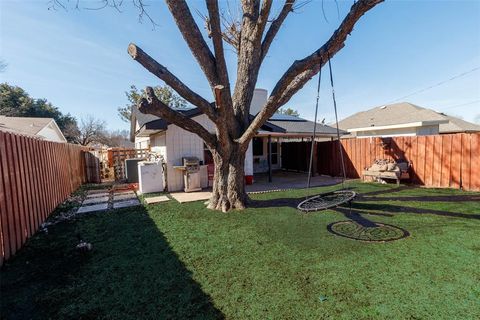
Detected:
left=298, top=55, right=356, bottom=212
left=306, top=58, right=322, bottom=197
left=327, top=55, right=347, bottom=189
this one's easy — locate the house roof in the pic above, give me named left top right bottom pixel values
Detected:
left=0, top=116, right=54, bottom=137
left=439, top=114, right=480, bottom=133
left=130, top=106, right=198, bottom=139
left=337, top=102, right=480, bottom=134
left=132, top=106, right=342, bottom=139
left=268, top=117, right=341, bottom=136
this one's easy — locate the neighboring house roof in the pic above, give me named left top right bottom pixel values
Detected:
left=0, top=116, right=67, bottom=142
left=131, top=106, right=342, bottom=140
left=337, top=102, right=480, bottom=135
left=439, top=114, right=480, bottom=133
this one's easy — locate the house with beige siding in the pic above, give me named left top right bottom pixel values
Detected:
left=0, top=116, right=67, bottom=143
left=337, top=102, right=480, bottom=138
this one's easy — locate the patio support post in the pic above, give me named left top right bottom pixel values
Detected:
left=268, top=135, right=272, bottom=182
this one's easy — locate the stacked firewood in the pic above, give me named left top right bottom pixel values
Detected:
left=367, top=159, right=399, bottom=172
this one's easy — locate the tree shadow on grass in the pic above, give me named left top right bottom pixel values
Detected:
left=0, top=206, right=224, bottom=320
left=346, top=201, right=480, bottom=220
left=249, top=187, right=480, bottom=221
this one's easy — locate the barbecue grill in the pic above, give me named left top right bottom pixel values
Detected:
left=173, top=157, right=202, bottom=192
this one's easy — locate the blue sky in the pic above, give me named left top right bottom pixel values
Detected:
left=1, top=0, right=479, bottom=131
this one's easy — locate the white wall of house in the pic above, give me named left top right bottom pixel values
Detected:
left=148, top=114, right=254, bottom=192
left=135, top=136, right=150, bottom=149
left=355, top=125, right=440, bottom=138
left=150, top=133, right=167, bottom=159
left=37, top=121, right=67, bottom=143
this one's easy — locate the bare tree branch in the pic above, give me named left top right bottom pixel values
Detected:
left=128, top=43, right=217, bottom=121
left=139, top=87, right=217, bottom=149
left=239, top=0, right=384, bottom=146
left=258, top=0, right=273, bottom=34
left=205, top=0, right=241, bottom=137
left=206, top=0, right=230, bottom=87
left=164, top=0, right=218, bottom=87
left=231, top=0, right=263, bottom=128
left=261, top=0, right=295, bottom=61
left=219, top=16, right=240, bottom=50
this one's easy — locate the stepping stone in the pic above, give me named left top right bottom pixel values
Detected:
left=113, top=199, right=141, bottom=209
left=86, top=192, right=109, bottom=198
left=77, top=203, right=108, bottom=213
left=170, top=191, right=212, bottom=203
left=144, top=196, right=170, bottom=204
left=113, top=193, right=137, bottom=201
left=83, top=196, right=109, bottom=205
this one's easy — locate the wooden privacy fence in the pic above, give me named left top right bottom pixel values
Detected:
left=316, top=133, right=480, bottom=191
left=0, top=131, right=99, bottom=265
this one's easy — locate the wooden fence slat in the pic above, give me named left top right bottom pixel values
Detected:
left=35, top=139, right=47, bottom=221
left=441, top=135, right=452, bottom=187
left=28, top=138, right=41, bottom=230
left=424, top=136, right=434, bottom=186
left=460, top=134, right=471, bottom=190
left=432, top=135, right=443, bottom=187
left=20, top=136, right=34, bottom=236
left=45, top=142, right=55, bottom=214
left=470, top=134, right=480, bottom=190
left=3, top=134, right=18, bottom=253
left=450, top=134, right=462, bottom=189
left=0, top=132, right=11, bottom=261
left=6, top=133, right=22, bottom=250
left=12, top=134, right=27, bottom=244
left=43, top=142, right=54, bottom=215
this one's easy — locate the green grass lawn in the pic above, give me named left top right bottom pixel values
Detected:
left=1, top=182, right=479, bottom=319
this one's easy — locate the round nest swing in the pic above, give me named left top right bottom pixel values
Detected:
left=297, top=190, right=356, bottom=212
left=297, top=57, right=355, bottom=213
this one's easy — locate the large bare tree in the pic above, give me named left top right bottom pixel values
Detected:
left=128, top=0, right=383, bottom=211
left=52, top=0, right=382, bottom=210
left=126, top=0, right=383, bottom=211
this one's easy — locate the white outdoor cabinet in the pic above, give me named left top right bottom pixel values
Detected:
left=138, top=161, right=164, bottom=194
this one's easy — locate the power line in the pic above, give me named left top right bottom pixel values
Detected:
left=436, top=99, right=480, bottom=111
left=386, top=66, right=480, bottom=104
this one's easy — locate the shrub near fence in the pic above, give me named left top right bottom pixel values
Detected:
left=317, top=133, right=480, bottom=191
left=0, top=131, right=98, bottom=265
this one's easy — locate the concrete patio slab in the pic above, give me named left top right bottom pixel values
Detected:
left=113, top=199, right=141, bottom=209
left=113, top=193, right=137, bottom=201
left=83, top=196, right=109, bottom=205
left=86, top=192, right=109, bottom=199
left=170, top=191, right=212, bottom=203
left=77, top=203, right=108, bottom=213
left=144, top=196, right=170, bottom=204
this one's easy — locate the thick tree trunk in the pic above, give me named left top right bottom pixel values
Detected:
left=207, top=146, right=248, bottom=212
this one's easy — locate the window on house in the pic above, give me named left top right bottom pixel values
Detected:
left=253, top=138, right=263, bottom=156
left=271, top=142, right=278, bottom=165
